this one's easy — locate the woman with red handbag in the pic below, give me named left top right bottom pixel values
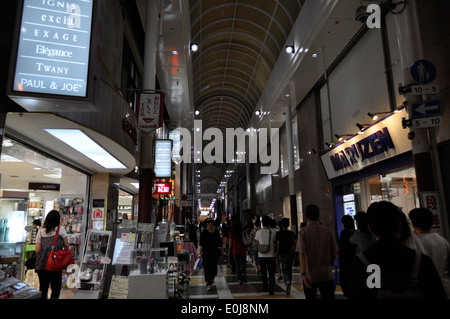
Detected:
left=35, top=210, right=71, bottom=299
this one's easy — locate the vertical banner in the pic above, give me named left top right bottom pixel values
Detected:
left=136, top=93, right=165, bottom=132
left=420, top=192, right=443, bottom=234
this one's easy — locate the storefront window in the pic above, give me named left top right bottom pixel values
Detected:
left=0, top=138, right=89, bottom=280
left=341, top=166, right=418, bottom=215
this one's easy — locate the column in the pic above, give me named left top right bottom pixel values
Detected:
left=394, top=0, right=448, bottom=238
left=138, top=0, right=160, bottom=224
left=285, top=102, right=298, bottom=234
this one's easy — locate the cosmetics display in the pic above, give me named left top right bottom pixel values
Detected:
left=72, top=230, right=111, bottom=298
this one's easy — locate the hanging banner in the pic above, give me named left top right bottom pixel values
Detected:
left=136, top=93, right=165, bottom=132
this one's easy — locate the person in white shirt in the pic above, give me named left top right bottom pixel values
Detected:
left=35, top=210, right=69, bottom=299
left=409, top=208, right=450, bottom=298
left=255, top=216, right=277, bottom=295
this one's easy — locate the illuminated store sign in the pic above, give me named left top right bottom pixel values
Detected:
left=154, top=140, right=173, bottom=178
left=321, top=109, right=412, bottom=180
left=12, top=0, right=94, bottom=97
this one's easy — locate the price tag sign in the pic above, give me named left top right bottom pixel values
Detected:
left=108, top=276, right=129, bottom=299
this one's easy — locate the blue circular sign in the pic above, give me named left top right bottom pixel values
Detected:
left=410, top=59, right=437, bottom=84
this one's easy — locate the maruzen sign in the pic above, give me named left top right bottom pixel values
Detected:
left=321, top=109, right=412, bottom=180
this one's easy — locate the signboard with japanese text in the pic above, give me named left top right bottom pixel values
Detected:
left=137, top=93, right=165, bottom=132
left=420, top=192, right=443, bottom=234
left=154, top=182, right=172, bottom=195
left=12, top=0, right=94, bottom=97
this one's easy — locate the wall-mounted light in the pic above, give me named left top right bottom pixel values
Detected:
left=286, top=45, right=295, bottom=54
left=356, top=123, right=371, bottom=134
left=367, top=112, right=391, bottom=121
left=194, top=110, right=200, bottom=116
left=335, top=134, right=354, bottom=142
left=255, top=110, right=262, bottom=116
left=191, top=43, right=199, bottom=52
left=326, top=142, right=339, bottom=148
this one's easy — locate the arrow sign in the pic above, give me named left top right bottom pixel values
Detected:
left=412, top=101, right=441, bottom=118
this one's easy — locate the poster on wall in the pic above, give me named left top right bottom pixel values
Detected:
left=12, top=0, right=94, bottom=97
left=420, top=192, right=443, bottom=234
left=136, top=93, right=165, bottom=132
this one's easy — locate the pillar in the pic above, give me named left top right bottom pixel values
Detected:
left=394, top=0, right=448, bottom=238
left=285, top=102, right=298, bottom=234
left=138, top=0, right=160, bottom=224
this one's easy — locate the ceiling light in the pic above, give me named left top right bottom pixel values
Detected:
left=286, top=45, right=295, bottom=54
left=172, top=50, right=179, bottom=55
left=195, top=110, right=200, bottom=116
left=255, top=110, right=261, bottom=116
left=44, top=129, right=127, bottom=169
left=191, top=44, right=199, bottom=52
left=312, top=53, right=318, bottom=58
left=131, top=183, right=139, bottom=189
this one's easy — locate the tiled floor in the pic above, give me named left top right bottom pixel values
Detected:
left=186, top=258, right=345, bottom=300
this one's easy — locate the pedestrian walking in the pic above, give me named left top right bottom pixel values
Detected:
left=229, top=219, right=248, bottom=284
left=199, top=219, right=223, bottom=291
left=350, top=201, right=446, bottom=299
left=297, top=204, right=338, bottom=300
left=255, top=216, right=277, bottom=295
left=338, top=215, right=357, bottom=298
left=350, top=211, right=376, bottom=254
left=409, top=207, right=450, bottom=298
left=251, top=218, right=261, bottom=274
left=276, top=218, right=296, bottom=294
left=35, top=210, right=70, bottom=299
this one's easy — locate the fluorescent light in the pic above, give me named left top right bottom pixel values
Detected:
left=44, top=129, right=127, bottom=169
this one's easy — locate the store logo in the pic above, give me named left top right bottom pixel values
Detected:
left=330, top=127, right=395, bottom=172
left=171, top=120, right=279, bottom=175
left=366, top=4, right=381, bottom=29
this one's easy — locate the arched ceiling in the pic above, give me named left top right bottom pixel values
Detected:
left=189, top=0, right=304, bottom=132
left=189, top=0, right=305, bottom=186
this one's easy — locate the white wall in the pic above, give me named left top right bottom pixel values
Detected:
left=321, top=28, right=391, bottom=147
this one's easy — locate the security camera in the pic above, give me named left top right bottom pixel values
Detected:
left=355, top=4, right=370, bottom=23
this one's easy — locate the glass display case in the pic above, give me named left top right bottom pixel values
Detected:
left=129, top=248, right=168, bottom=276
left=77, top=230, right=112, bottom=292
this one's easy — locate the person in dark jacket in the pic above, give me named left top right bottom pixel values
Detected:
left=350, top=201, right=447, bottom=299
left=199, top=219, right=223, bottom=291
left=338, top=215, right=357, bottom=298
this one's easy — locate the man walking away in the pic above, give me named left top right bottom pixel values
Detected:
left=297, top=204, right=338, bottom=299
left=276, top=218, right=296, bottom=294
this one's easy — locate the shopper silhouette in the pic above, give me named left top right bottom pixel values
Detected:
left=276, top=218, right=296, bottom=294
left=350, top=201, right=446, bottom=299
left=338, top=215, right=357, bottom=298
left=199, top=219, right=223, bottom=291
left=229, top=219, right=247, bottom=284
left=255, top=216, right=277, bottom=295
left=297, top=204, right=338, bottom=299
left=409, top=207, right=450, bottom=298
left=350, top=211, right=376, bottom=254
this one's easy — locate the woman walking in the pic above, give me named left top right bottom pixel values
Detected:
left=35, top=210, right=70, bottom=299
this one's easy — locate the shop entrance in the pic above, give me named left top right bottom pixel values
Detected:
left=0, top=138, right=90, bottom=286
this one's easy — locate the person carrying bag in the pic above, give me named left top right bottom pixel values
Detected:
left=35, top=210, right=71, bottom=299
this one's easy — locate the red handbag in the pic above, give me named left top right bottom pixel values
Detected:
left=45, top=226, right=74, bottom=271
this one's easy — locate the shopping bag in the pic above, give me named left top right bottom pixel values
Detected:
left=194, top=258, right=203, bottom=271
left=45, top=226, right=74, bottom=271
